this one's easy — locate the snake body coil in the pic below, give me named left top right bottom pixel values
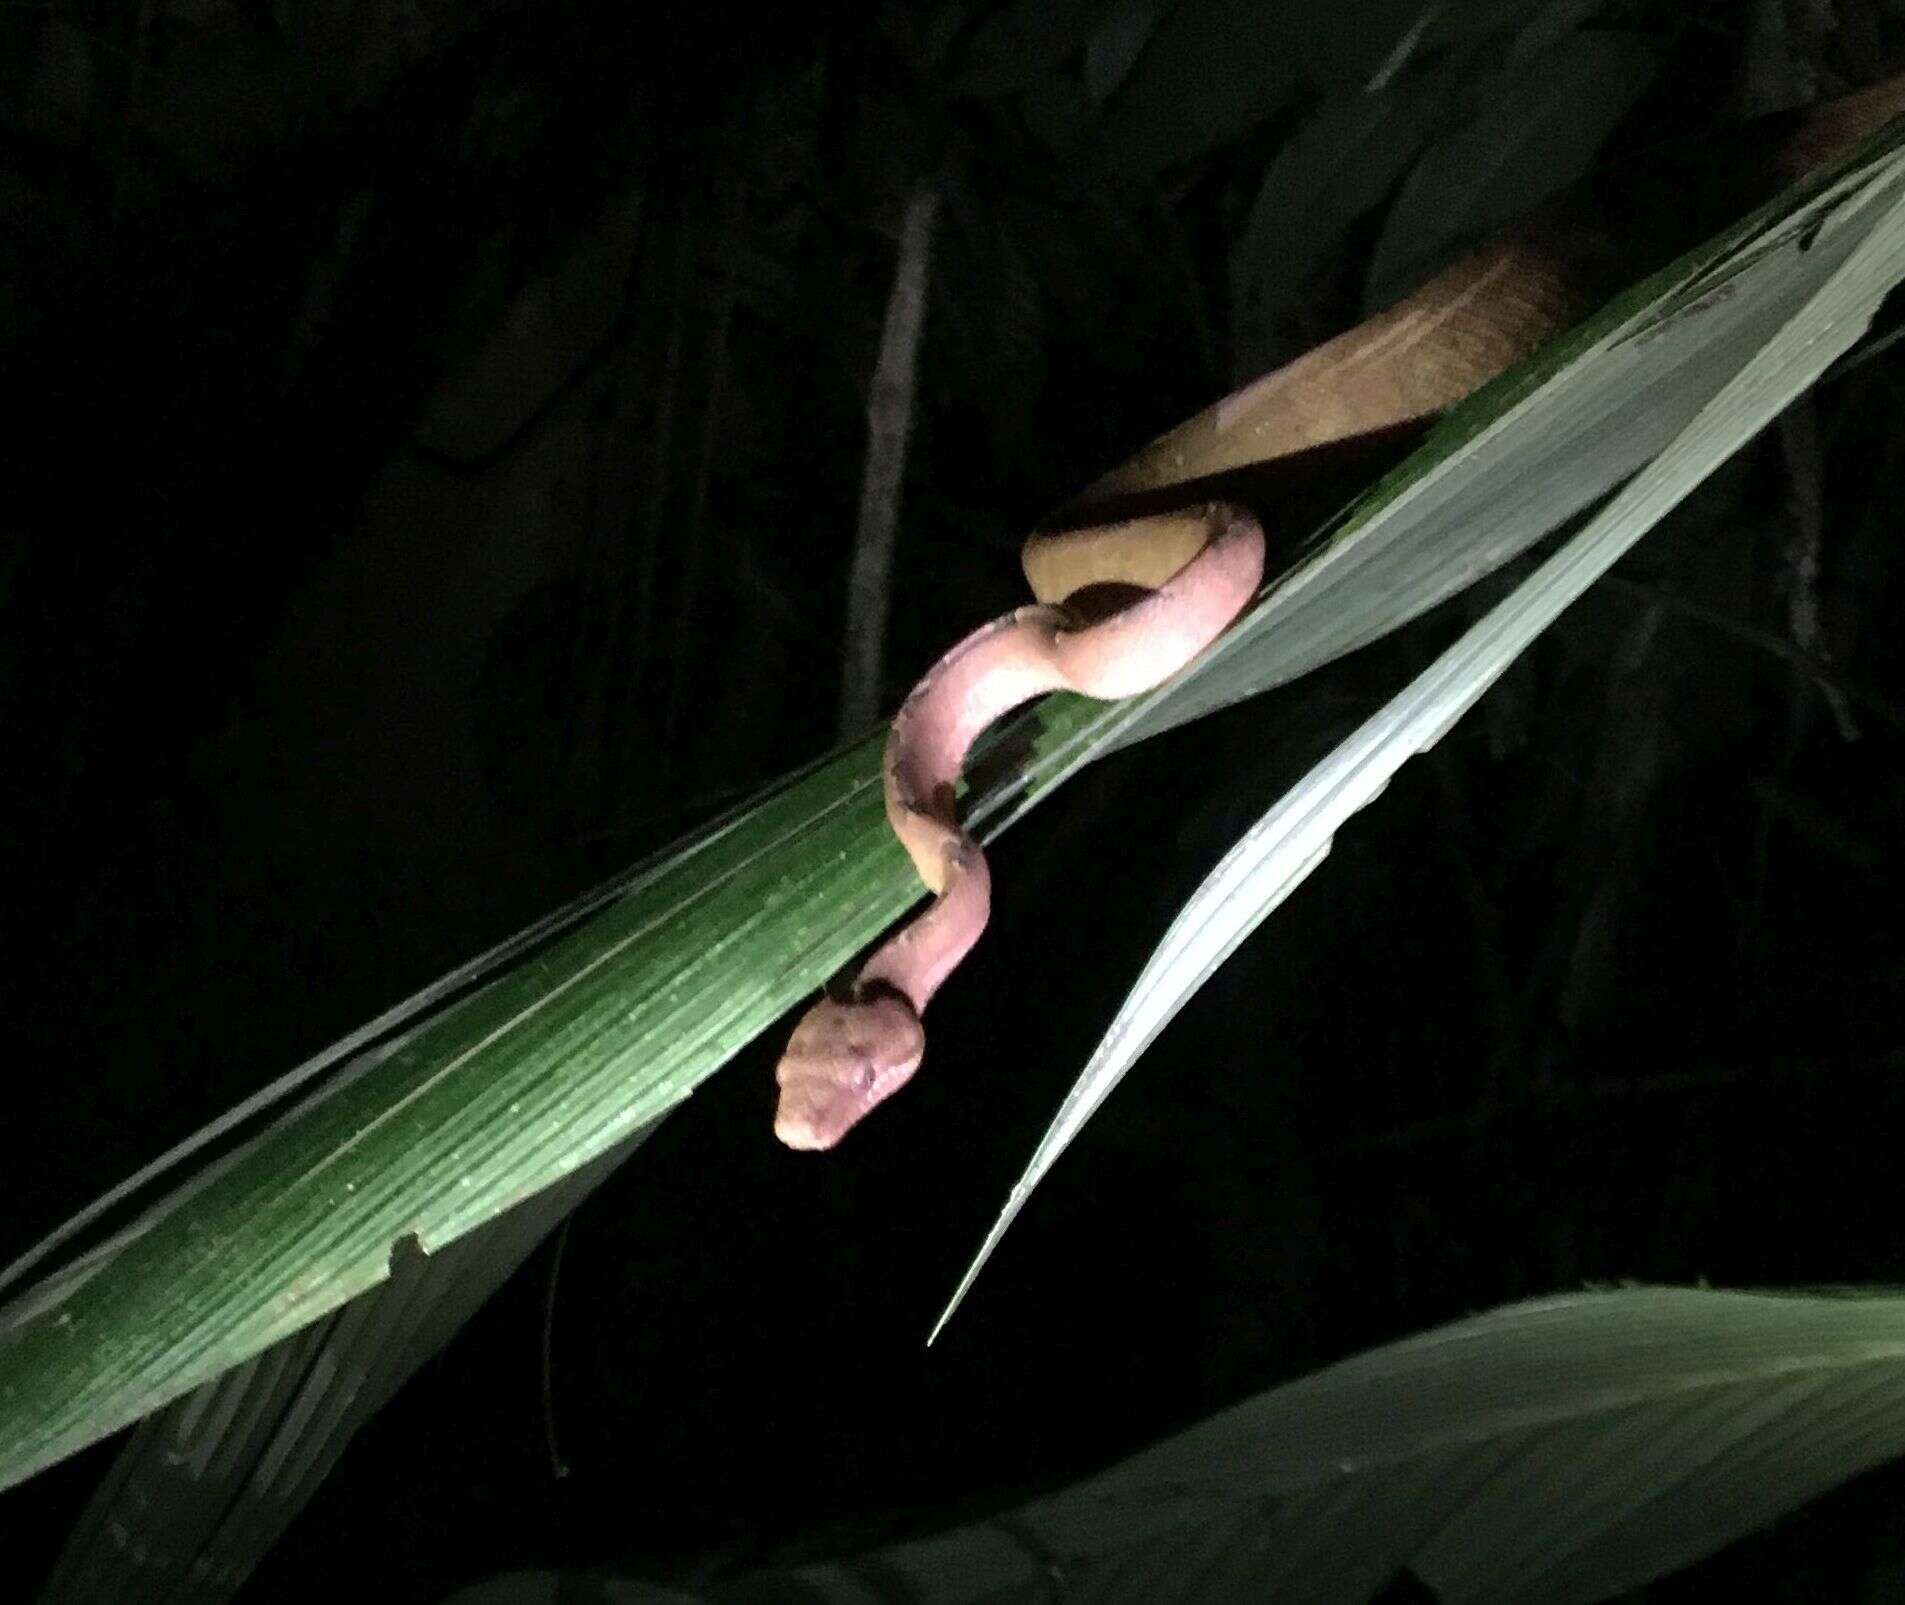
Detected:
left=773, top=506, right=1264, bottom=1150
left=772, top=70, right=1905, bottom=1150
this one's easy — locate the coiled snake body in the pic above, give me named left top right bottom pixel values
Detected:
left=773, top=73, right=1905, bottom=1151
left=774, top=506, right=1264, bottom=1149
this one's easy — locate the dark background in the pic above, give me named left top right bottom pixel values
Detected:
left=3, top=0, right=1903, bottom=1598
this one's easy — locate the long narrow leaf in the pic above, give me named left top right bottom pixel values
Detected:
left=0, top=685, right=1160, bottom=1491
left=934, top=133, right=1905, bottom=1338
left=446, top=1287, right=1905, bottom=1604
left=35, top=1127, right=645, bottom=1605
left=791, top=1288, right=1905, bottom=1604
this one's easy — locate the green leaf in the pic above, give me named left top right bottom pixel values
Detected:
left=0, top=743, right=918, bottom=1490
left=448, top=1287, right=1905, bottom=1603
left=36, top=1129, right=645, bottom=1600
left=0, top=688, right=1136, bottom=1492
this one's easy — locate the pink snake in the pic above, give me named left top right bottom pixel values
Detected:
left=770, top=71, right=1905, bottom=1150
left=774, top=504, right=1264, bottom=1150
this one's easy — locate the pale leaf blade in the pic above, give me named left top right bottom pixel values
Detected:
left=935, top=143, right=1905, bottom=1339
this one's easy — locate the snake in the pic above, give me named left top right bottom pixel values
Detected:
left=772, top=71, right=1905, bottom=1151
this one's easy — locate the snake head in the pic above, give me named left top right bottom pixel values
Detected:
left=773, top=990, right=925, bottom=1151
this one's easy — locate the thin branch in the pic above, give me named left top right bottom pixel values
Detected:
left=836, top=183, right=940, bottom=739
left=1777, top=399, right=1859, bottom=738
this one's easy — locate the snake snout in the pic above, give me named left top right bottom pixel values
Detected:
left=773, top=992, right=926, bottom=1150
